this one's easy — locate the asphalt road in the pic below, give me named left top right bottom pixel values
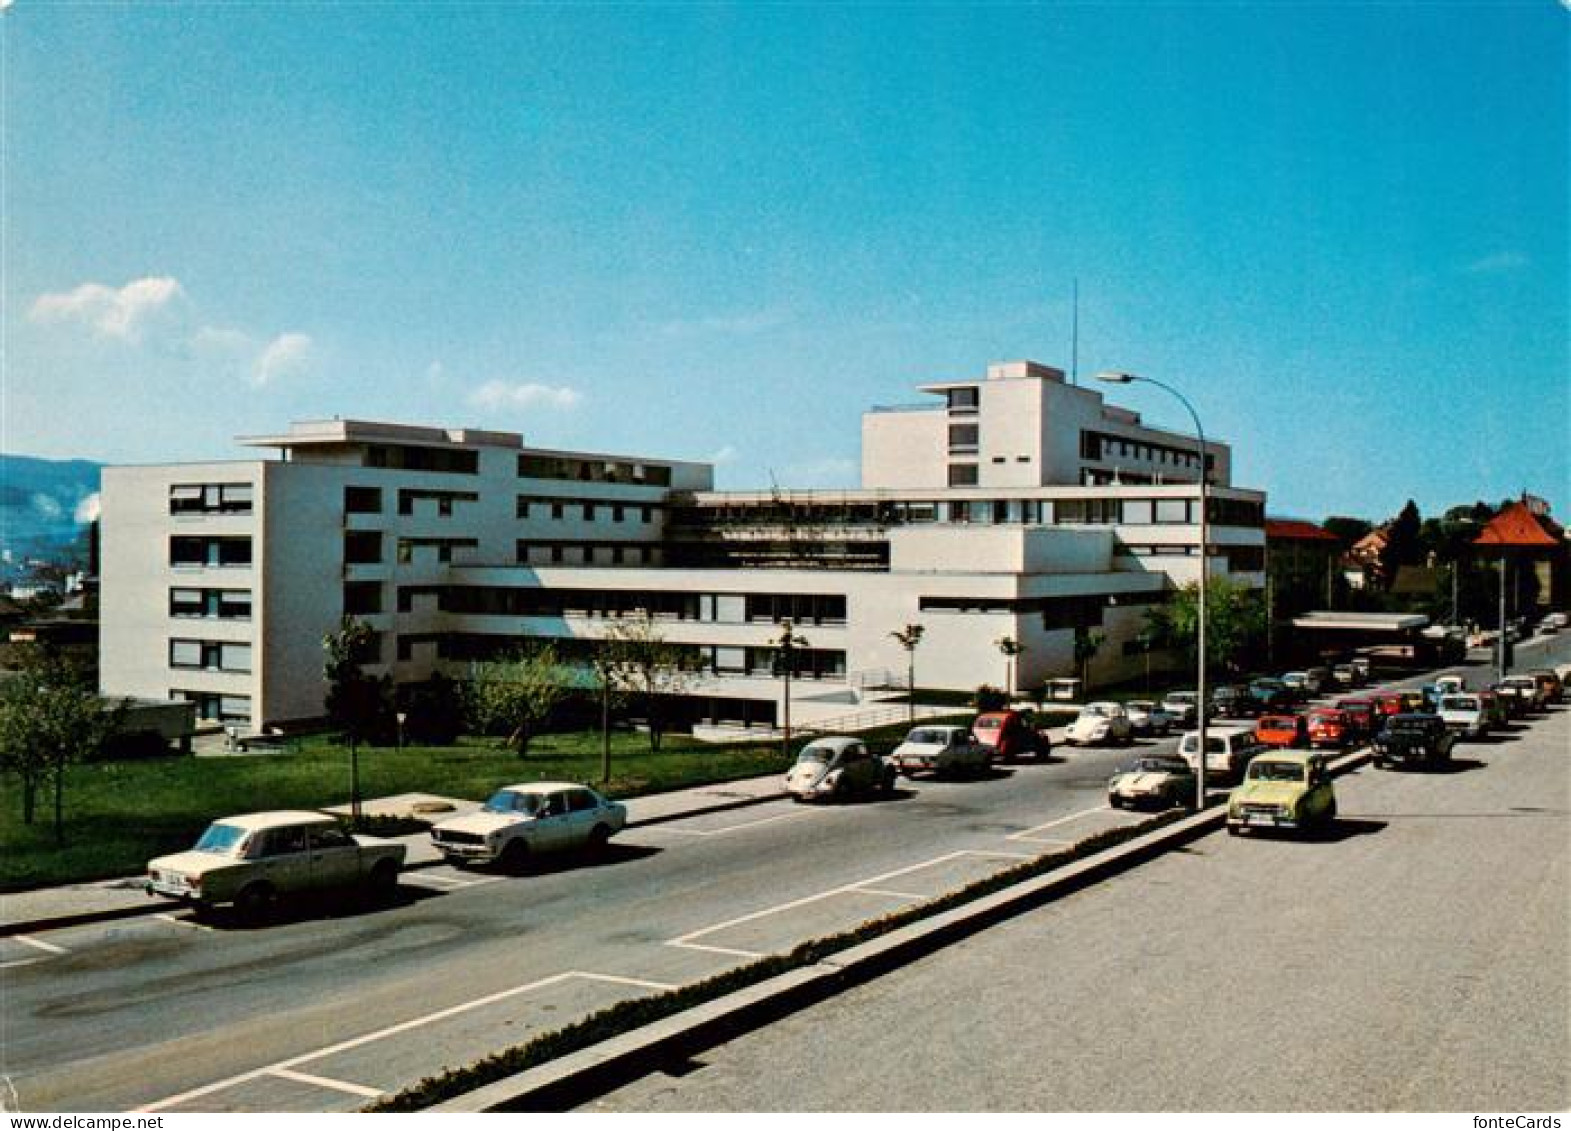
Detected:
left=1, top=722, right=1165, bottom=1112
left=3, top=636, right=1562, bottom=1113
left=585, top=643, right=1571, bottom=1112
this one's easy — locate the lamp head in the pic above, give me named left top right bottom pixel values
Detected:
left=1095, top=370, right=1137, bottom=384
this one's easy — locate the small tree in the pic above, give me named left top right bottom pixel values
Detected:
left=602, top=611, right=693, bottom=754
left=994, top=636, right=1025, bottom=700
left=466, top=644, right=569, bottom=758
left=974, top=685, right=1008, bottom=712
left=889, top=624, right=925, bottom=723
left=1146, top=577, right=1267, bottom=678
left=0, top=646, right=119, bottom=845
left=588, top=640, right=630, bottom=783
left=323, top=617, right=393, bottom=821
left=1073, top=627, right=1106, bottom=688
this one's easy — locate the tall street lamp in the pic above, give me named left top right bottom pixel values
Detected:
left=1097, top=369, right=1210, bottom=811
left=773, top=620, right=810, bottom=758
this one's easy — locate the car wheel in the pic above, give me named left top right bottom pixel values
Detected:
left=367, top=859, right=399, bottom=903
left=586, top=824, right=611, bottom=858
left=1227, top=824, right=1241, bottom=837
left=235, top=883, right=276, bottom=924
left=1109, top=795, right=1124, bottom=810
left=499, top=839, right=530, bottom=874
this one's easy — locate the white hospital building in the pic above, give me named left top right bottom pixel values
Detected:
left=100, top=360, right=1266, bottom=733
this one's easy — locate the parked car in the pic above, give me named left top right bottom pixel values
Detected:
left=1212, top=685, right=1263, bottom=720
left=972, top=710, right=1052, bottom=762
left=1330, top=663, right=1362, bottom=689
left=147, top=811, right=406, bottom=919
left=1161, top=691, right=1199, bottom=726
left=431, top=781, right=627, bottom=869
left=1226, top=751, right=1337, bottom=836
left=1304, top=666, right=1333, bottom=694
left=1495, top=675, right=1545, bottom=713
left=889, top=724, right=991, bottom=778
left=1474, top=688, right=1509, bottom=728
left=1178, top=725, right=1264, bottom=782
left=1371, top=691, right=1408, bottom=719
left=1526, top=668, right=1564, bottom=705
left=1255, top=713, right=1307, bottom=750
left=1304, top=707, right=1354, bottom=750
left=1488, top=681, right=1529, bottom=720
left=1434, top=674, right=1467, bottom=697
left=1372, top=714, right=1456, bottom=771
left=784, top=736, right=896, bottom=801
left=1249, top=677, right=1297, bottom=709
left=1540, top=611, right=1569, bottom=632
left=1124, top=699, right=1174, bottom=737
left=1334, top=697, right=1379, bottom=740
left=1281, top=671, right=1311, bottom=697
left=1064, top=702, right=1134, bottom=746
left=1107, top=755, right=1195, bottom=811
left=1350, top=657, right=1372, bottom=682
left=1437, top=694, right=1490, bottom=741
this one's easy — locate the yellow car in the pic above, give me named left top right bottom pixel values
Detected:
left=1226, top=751, right=1337, bottom=836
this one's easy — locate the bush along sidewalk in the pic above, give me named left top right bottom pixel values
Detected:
left=364, top=807, right=1189, bottom=1112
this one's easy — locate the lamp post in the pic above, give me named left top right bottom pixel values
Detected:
left=1097, top=370, right=1210, bottom=810
left=890, top=624, right=925, bottom=724
left=995, top=636, right=1025, bottom=704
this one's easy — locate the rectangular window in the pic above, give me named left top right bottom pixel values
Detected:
left=1155, top=499, right=1190, bottom=524
left=221, top=643, right=252, bottom=672
left=170, top=483, right=254, bottom=515
left=344, top=581, right=383, bottom=616
left=948, top=423, right=979, bottom=450
left=641, top=506, right=653, bottom=523
left=516, top=496, right=531, bottom=519
left=583, top=503, right=596, bottom=521
left=551, top=502, right=565, bottom=520
left=170, top=589, right=204, bottom=618
left=612, top=505, right=624, bottom=523
left=344, top=531, right=382, bottom=564
left=170, top=639, right=203, bottom=668
left=946, top=387, right=979, bottom=412
left=345, top=486, right=382, bottom=514
left=1122, top=499, right=1154, bottom=525
left=948, top=464, right=979, bottom=487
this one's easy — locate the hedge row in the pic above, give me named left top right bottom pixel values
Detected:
left=364, top=805, right=1190, bottom=1112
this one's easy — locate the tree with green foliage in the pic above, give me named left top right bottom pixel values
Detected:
left=0, top=645, right=121, bottom=845
left=466, top=643, right=570, bottom=758
left=602, top=611, right=695, bottom=754
left=1073, top=627, right=1106, bottom=688
left=323, top=617, right=394, bottom=820
left=1145, top=577, right=1267, bottom=678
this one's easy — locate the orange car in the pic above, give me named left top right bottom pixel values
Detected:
left=1255, top=714, right=1307, bottom=749
left=1305, top=707, right=1353, bottom=749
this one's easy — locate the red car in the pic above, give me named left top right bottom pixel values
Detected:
left=1305, top=707, right=1353, bottom=749
left=1255, top=714, right=1307, bottom=749
left=1336, top=697, right=1378, bottom=740
left=1371, top=691, right=1408, bottom=719
left=971, top=710, right=1051, bottom=762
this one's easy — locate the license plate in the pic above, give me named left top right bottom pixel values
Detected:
left=1246, top=813, right=1278, bottom=826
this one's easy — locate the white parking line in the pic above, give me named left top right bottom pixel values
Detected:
left=269, top=1067, right=383, bottom=1099
left=1007, top=805, right=1113, bottom=843
left=0, top=958, right=45, bottom=971
left=402, top=871, right=504, bottom=890
left=12, top=934, right=68, bottom=956
left=850, top=886, right=925, bottom=900
left=135, top=970, right=677, bottom=1113
left=642, top=808, right=819, bottom=838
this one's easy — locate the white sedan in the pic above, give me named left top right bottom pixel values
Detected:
left=1124, top=700, right=1174, bottom=736
left=1064, top=702, right=1134, bottom=746
left=430, top=782, right=627, bottom=870
left=889, top=724, right=991, bottom=778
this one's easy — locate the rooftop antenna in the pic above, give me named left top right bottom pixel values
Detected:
left=1070, top=277, right=1080, bottom=385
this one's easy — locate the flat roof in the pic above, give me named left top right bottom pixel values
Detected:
left=1292, top=612, right=1429, bottom=631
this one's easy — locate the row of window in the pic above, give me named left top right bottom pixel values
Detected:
left=517, top=542, right=662, bottom=567
left=171, top=536, right=252, bottom=568
left=344, top=533, right=480, bottom=565
left=517, top=497, right=658, bottom=523
left=169, top=638, right=252, bottom=673
left=1079, top=430, right=1214, bottom=471
left=918, top=588, right=1170, bottom=629
left=174, top=690, right=251, bottom=724
left=440, top=586, right=847, bottom=624
left=170, top=588, right=252, bottom=620
left=434, top=633, right=848, bottom=680
left=170, top=483, right=254, bottom=515
left=365, top=444, right=479, bottom=475
left=344, top=486, right=482, bottom=515
left=518, top=455, right=673, bottom=486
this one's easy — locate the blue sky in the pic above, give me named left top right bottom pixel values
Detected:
left=4, top=2, right=1566, bottom=523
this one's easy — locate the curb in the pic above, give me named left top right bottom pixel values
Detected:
left=428, top=744, right=1375, bottom=1113
left=0, top=785, right=791, bottom=939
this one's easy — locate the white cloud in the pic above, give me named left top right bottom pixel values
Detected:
left=252, top=333, right=313, bottom=386
left=1464, top=252, right=1529, bottom=275
left=74, top=493, right=102, bottom=524
left=29, top=276, right=185, bottom=342
left=709, top=444, right=739, bottom=465
left=468, top=381, right=582, bottom=412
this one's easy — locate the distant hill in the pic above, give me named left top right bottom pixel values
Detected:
left=0, top=454, right=103, bottom=572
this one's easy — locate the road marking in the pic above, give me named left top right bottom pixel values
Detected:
left=576, top=972, right=677, bottom=991
left=1008, top=805, right=1112, bottom=843
left=669, top=850, right=1025, bottom=951
left=268, top=1068, right=384, bottom=1099
left=402, top=871, right=503, bottom=890
left=154, top=913, right=214, bottom=932
left=11, top=934, right=67, bottom=956
left=136, top=969, right=668, bottom=1113
left=669, top=941, right=766, bottom=959
left=0, top=958, right=45, bottom=971
left=642, top=809, right=818, bottom=838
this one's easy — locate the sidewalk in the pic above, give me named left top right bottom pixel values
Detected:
left=0, top=773, right=790, bottom=938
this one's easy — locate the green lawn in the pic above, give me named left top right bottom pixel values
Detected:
left=0, top=716, right=968, bottom=892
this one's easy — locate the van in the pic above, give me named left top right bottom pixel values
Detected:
left=1178, top=726, right=1264, bottom=782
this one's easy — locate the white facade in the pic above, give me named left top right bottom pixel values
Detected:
left=100, top=364, right=1266, bottom=732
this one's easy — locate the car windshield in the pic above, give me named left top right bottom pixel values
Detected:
left=796, top=747, right=834, bottom=765
left=483, top=790, right=542, bottom=815
left=1248, top=761, right=1306, bottom=783
left=1127, top=757, right=1187, bottom=774
left=905, top=729, right=950, bottom=745
left=193, top=822, right=249, bottom=855
left=1308, top=712, right=1341, bottom=724
left=1167, top=693, right=1195, bottom=703
left=974, top=718, right=1000, bottom=732
left=1260, top=716, right=1296, bottom=729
